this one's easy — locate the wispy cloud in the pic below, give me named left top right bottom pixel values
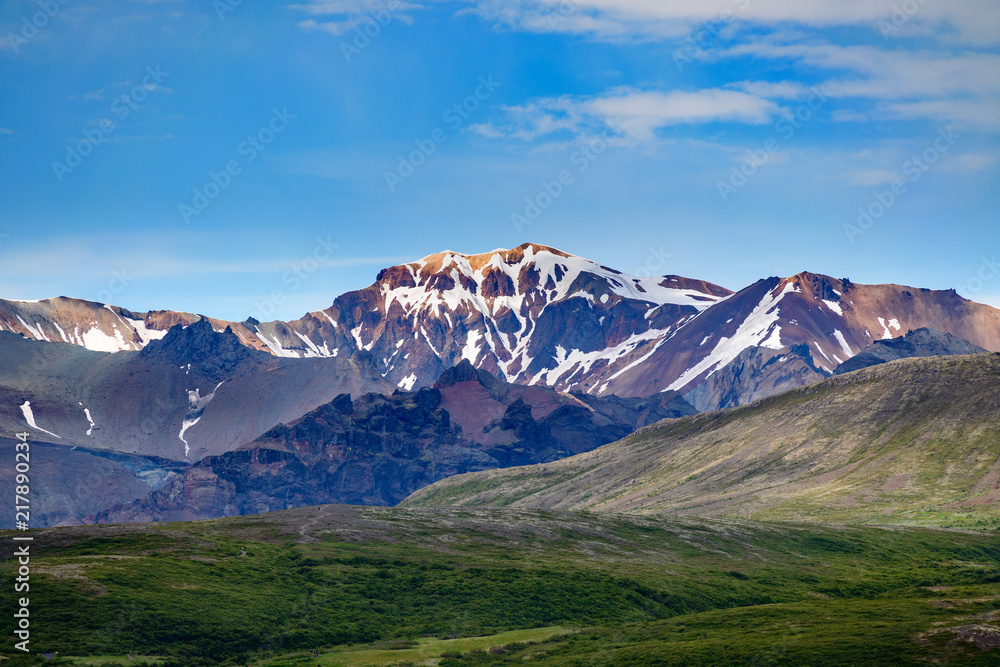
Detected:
left=450, top=0, right=1000, bottom=44
left=472, top=87, right=780, bottom=141
left=292, top=0, right=425, bottom=35
left=942, top=151, right=1000, bottom=173
left=721, top=41, right=1000, bottom=130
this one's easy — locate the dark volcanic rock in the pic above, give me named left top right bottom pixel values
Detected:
left=96, top=362, right=697, bottom=522
left=140, top=319, right=270, bottom=382
left=684, top=345, right=829, bottom=412
left=833, top=328, right=987, bottom=375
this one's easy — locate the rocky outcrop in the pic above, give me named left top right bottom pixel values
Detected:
left=833, top=328, right=987, bottom=375
left=95, top=361, right=697, bottom=522
left=684, top=344, right=828, bottom=412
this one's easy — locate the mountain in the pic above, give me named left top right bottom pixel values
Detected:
left=404, top=353, right=1000, bottom=527
left=0, top=438, right=186, bottom=527
left=5, top=246, right=1000, bottom=414
left=0, top=320, right=392, bottom=461
left=833, top=327, right=987, bottom=375
left=593, top=271, right=1000, bottom=398
left=683, top=343, right=828, bottom=412
left=94, top=361, right=695, bottom=523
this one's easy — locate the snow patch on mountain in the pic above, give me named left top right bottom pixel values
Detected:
left=667, top=282, right=796, bottom=392
left=832, top=329, right=853, bottom=358
left=255, top=329, right=300, bottom=358
left=318, top=311, right=339, bottom=328
left=129, top=318, right=169, bottom=345
left=80, top=324, right=132, bottom=352
left=878, top=317, right=901, bottom=340
left=19, top=401, right=60, bottom=439
left=462, top=329, right=482, bottom=363
left=294, top=330, right=335, bottom=358
left=760, top=325, right=783, bottom=350
left=178, top=382, right=224, bottom=458
left=15, top=315, right=43, bottom=340
left=52, top=322, right=70, bottom=343
left=822, top=299, right=844, bottom=316
left=79, top=402, right=96, bottom=436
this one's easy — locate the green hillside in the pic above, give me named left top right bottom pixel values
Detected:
left=1, top=505, right=999, bottom=665
left=404, top=354, right=1000, bottom=528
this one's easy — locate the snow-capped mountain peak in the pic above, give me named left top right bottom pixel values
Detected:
left=2, top=245, right=999, bottom=406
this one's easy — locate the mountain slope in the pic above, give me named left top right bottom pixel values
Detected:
left=598, top=271, right=1000, bottom=397
left=95, top=361, right=695, bottom=523
left=0, top=320, right=392, bottom=461
left=834, top=327, right=987, bottom=375
left=683, top=343, right=828, bottom=412
left=404, top=353, right=1000, bottom=527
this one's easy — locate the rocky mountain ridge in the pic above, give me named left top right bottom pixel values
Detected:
left=4, top=245, right=999, bottom=411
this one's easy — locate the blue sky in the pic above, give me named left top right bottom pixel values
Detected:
left=0, top=0, right=998, bottom=321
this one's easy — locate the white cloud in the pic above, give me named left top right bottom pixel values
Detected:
left=452, top=0, right=1000, bottom=44
left=473, top=87, right=780, bottom=141
left=882, top=99, right=1000, bottom=130
left=590, top=89, right=778, bottom=137
left=0, top=127, right=15, bottom=135
left=722, top=41, right=1000, bottom=129
left=724, top=43, right=1000, bottom=99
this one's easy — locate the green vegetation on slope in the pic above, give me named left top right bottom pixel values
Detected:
left=404, top=354, right=1000, bottom=527
left=0, top=505, right=998, bottom=665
